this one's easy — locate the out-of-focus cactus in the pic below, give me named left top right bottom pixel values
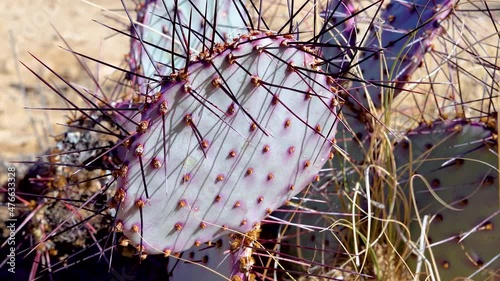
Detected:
left=347, top=0, right=455, bottom=110
left=394, top=118, right=499, bottom=280
left=320, top=0, right=357, bottom=75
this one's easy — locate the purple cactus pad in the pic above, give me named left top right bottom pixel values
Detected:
left=115, top=32, right=339, bottom=254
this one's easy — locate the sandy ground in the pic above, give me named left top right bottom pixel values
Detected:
left=0, top=0, right=130, bottom=177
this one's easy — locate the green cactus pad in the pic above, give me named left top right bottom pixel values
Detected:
left=394, top=119, right=499, bottom=280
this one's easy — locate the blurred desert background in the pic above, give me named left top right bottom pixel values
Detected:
left=0, top=0, right=130, bottom=179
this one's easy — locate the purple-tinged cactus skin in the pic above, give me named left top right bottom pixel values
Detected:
left=129, top=0, right=247, bottom=95
left=323, top=0, right=458, bottom=194
left=348, top=0, right=455, bottom=110
left=320, top=0, right=357, bottom=75
left=111, top=100, right=143, bottom=135
left=394, top=118, right=499, bottom=280
left=116, top=31, right=339, bottom=255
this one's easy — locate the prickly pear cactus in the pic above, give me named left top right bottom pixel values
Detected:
left=115, top=31, right=339, bottom=255
left=129, top=0, right=247, bottom=95
left=394, top=118, right=499, bottom=280
left=6, top=0, right=499, bottom=280
left=330, top=0, right=458, bottom=196
left=320, top=0, right=357, bottom=75
left=347, top=0, right=455, bottom=110
left=318, top=0, right=365, bottom=168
